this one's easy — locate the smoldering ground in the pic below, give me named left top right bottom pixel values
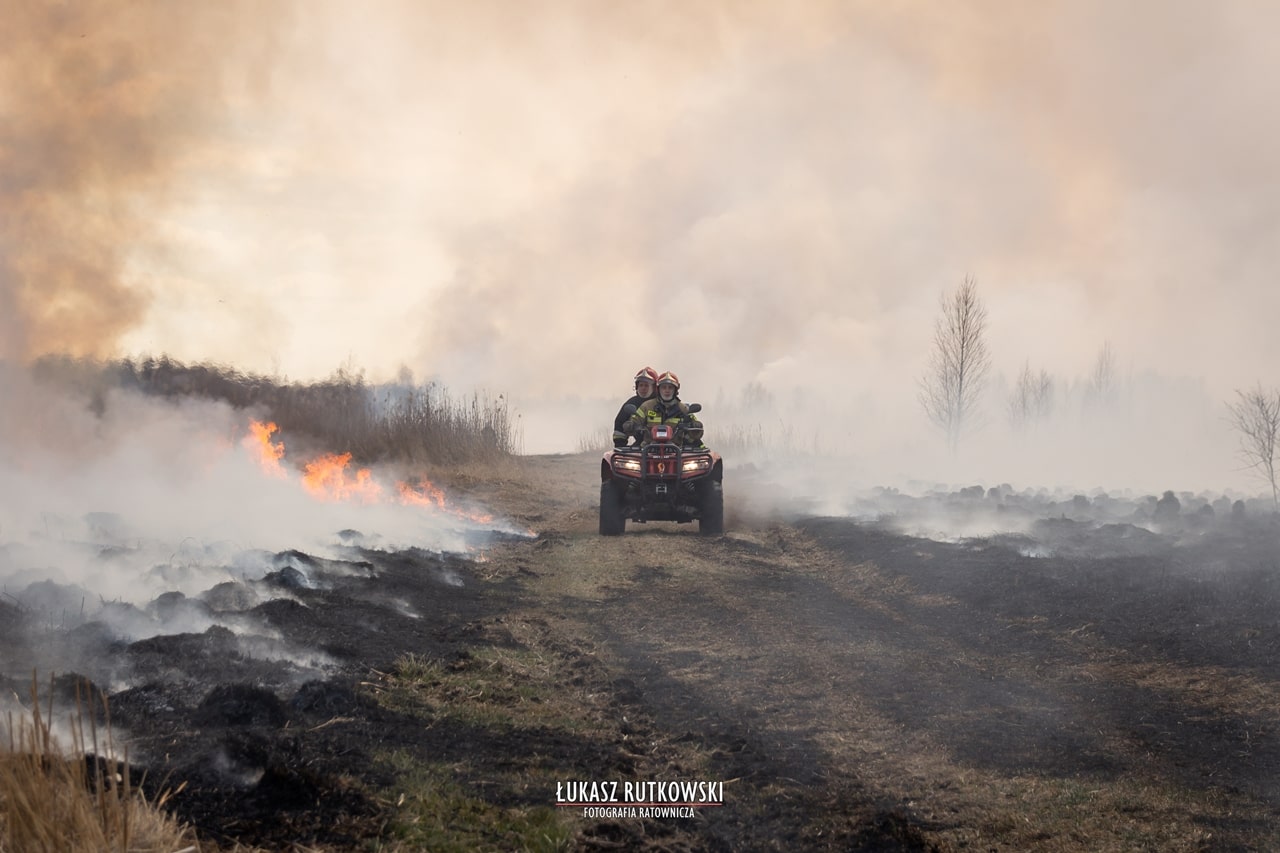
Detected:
left=0, top=362, right=539, bottom=849
left=0, top=365, right=516, bottom=680
left=9, top=8, right=1280, bottom=846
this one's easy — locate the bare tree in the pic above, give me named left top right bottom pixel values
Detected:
left=1226, top=384, right=1280, bottom=509
left=1008, top=361, right=1053, bottom=429
left=1085, top=340, right=1118, bottom=409
left=919, top=276, right=991, bottom=450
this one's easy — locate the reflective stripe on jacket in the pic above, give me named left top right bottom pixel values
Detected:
left=629, top=397, right=700, bottom=445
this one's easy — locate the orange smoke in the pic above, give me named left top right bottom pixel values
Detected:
left=4, top=3, right=288, bottom=363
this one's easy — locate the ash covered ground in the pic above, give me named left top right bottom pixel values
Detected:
left=3, top=460, right=1280, bottom=850
left=0, top=527, right=524, bottom=848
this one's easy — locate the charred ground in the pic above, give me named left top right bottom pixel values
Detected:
left=3, top=453, right=1280, bottom=851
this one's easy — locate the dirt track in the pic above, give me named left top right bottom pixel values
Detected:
left=5, top=451, right=1280, bottom=850
left=447, top=453, right=1280, bottom=851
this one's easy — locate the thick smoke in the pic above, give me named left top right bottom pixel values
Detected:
left=413, top=2, right=1280, bottom=393
left=0, top=2, right=289, bottom=362
left=5, top=1, right=1279, bottom=496
left=0, top=366, right=505, bottom=636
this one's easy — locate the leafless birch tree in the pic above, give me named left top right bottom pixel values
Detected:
left=1226, top=384, right=1280, bottom=509
left=919, top=276, right=990, bottom=450
left=1008, top=361, right=1053, bottom=429
left=1085, top=340, right=1118, bottom=408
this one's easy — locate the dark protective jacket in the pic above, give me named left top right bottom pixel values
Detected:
left=629, top=396, right=703, bottom=447
left=613, top=393, right=652, bottom=446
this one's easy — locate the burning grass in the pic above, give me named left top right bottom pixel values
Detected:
left=0, top=676, right=195, bottom=853
left=10, top=374, right=1277, bottom=850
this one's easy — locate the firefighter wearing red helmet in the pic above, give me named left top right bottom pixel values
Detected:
left=612, top=366, right=658, bottom=446
left=626, top=371, right=704, bottom=447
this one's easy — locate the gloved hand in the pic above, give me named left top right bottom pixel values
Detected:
left=621, top=419, right=636, bottom=434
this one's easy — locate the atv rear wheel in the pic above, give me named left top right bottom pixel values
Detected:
left=698, top=480, right=724, bottom=536
left=599, top=480, right=626, bottom=536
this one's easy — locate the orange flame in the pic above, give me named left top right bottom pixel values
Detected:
left=240, top=423, right=496, bottom=524
left=397, top=480, right=446, bottom=508
left=245, top=420, right=287, bottom=477
left=301, top=452, right=384, bottom=503
left=399, top=479, right=494, bottom=523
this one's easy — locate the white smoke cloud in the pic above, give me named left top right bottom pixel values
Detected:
left=5, top=1, right=1278, bottom=496
left=0, top=366, right=509, bottom=620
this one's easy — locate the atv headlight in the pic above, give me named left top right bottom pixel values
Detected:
left=681, top=457, right=712, bottom=473
left=614, top=458, right=642, bottom=473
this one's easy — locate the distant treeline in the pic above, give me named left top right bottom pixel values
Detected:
left=31, top=355, right=521, bottom=464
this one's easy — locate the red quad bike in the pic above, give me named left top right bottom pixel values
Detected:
left=600, top=403, right=724, bottom=536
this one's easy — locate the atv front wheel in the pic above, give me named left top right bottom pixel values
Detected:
left=599, top=480, right=626, bottom=535
left=698, top=480, right=724, bottom=536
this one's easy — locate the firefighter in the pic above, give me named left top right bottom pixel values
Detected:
left=613, top=366, right=658, bottom=446
left=625, top=371, right=704, bottom=447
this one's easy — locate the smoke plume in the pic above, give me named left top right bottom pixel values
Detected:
left=5, top=1, right=1279, bottom=494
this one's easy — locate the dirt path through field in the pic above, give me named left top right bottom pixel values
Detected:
left=463, top=453, right=1280, bottom=851
left=10, top=450, right=1275, bottom=851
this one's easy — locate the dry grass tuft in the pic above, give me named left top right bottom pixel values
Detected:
left=0, top=674, right=195, bottom=853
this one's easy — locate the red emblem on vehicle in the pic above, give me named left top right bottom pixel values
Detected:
left=658, top=462, right=666, bottom=473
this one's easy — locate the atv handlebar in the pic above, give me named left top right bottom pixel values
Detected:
left=619, top=402, right=705, bottom=448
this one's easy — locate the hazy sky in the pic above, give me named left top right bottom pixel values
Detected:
left=4, top=1, right=1278, bottom=483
